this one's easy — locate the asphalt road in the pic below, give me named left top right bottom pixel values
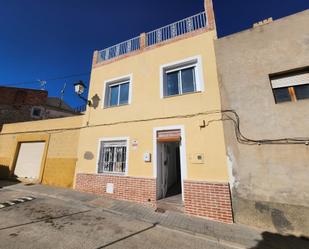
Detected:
left=0, top=187, right=236, bottom=249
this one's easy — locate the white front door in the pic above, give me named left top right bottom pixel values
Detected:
left=14, top=142, right=45, bottom=179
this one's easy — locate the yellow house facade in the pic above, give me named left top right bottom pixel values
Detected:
left=75, top=0, right=233, bottom=223
left=0, top=0, right=233, bottom=223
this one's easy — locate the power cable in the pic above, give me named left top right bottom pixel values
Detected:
left=0, top=72, right=91, bottom=87
left=0, top=109, right=308, bottom=145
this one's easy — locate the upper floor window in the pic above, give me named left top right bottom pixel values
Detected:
left=97, top=139, right=128, bottom=174
left=161, top=56, right=204, bottom=98
left=270, top=67, right=309, bottom=103
left=104, top=75, right=132, bottom=108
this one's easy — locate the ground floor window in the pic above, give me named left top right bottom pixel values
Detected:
left=98, top=140, right=127, bottom=174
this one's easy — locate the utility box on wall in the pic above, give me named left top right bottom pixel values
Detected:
left=106, top=183, right=114, bottom=194
left=143, top=152, right=151, bottom=162
left=190, top=153, right=205, bottom=164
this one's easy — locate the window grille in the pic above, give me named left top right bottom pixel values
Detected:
left=98, top=141, right=127, bottom=174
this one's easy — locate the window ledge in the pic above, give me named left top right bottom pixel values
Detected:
left=103, top=103, right=130, bottom=109
left=97, top=172, right=127, bottom=176
left=275, top=98, right=309, bottom=104
left=163, top=90, right=202, bottom=99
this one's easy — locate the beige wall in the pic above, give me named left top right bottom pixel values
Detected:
left=76, top=30, right=229, bottom=182
left=215, top=10, right=309, bottom=235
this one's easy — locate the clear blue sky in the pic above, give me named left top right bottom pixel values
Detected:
left=0, top=0, right=308, bottom=108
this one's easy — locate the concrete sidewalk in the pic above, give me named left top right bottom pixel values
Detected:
left=3, top=182, right=309, bottom=249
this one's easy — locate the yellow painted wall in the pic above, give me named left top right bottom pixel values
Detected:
left=76, top=115, right=228, bottom=181
left=0, top=116, right=83, bottom=187
left=76, top=30, right=229, bottom=183
left=42, top=158, right=77, bottom=188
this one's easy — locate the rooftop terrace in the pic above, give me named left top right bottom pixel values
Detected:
left=95, top=11, right=210, bottom=65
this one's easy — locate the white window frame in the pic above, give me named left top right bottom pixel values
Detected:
left=102, top=74, right=133, bottom=108
left=31, top=106, right=44, bottom=119
left=160, top=56, right=204, bottom=98
left=96, top=137, right=129, bottom=175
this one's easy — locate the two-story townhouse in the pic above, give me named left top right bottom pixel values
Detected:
left=75, top=0, right=233, bottom=223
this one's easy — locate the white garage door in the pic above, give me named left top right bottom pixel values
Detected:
left=14, top=142, right=45, bottom=179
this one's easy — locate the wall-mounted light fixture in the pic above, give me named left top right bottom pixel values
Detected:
left=74, top=80, right=92, bottom=106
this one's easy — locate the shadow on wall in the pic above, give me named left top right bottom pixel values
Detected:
left=91, top=94, right=101, bottom=109
left=0, top=165, right=11, bottom=179
left=0, top=165, right=20, bottom=188
left=251, top=232, right=309, bottom=249
left=232, top=194, right=309, bottom=236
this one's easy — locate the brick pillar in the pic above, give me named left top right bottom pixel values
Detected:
left=92, top=50, right=99, bottom=67
left=184, top=180, right=233, bottom=223
left=204, top=0, right=216, bottom=31
left=140, top=33, right=146, bottom=49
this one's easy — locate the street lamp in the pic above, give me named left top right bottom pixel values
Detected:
left=74, top=80, right=92, bottom=106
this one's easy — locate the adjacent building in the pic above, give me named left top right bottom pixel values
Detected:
left=0, top=86, right=83, bottom=187
left=0, top=116, right=83, bottom=188
left=215, top=10, right=309, bottom=235
left=0, top=86, right=79, bottom=130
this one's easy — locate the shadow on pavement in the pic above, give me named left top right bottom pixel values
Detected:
left=251, top=231, right=309, bottom=249
left=0, top=164, right=21, bottom=188
left=0, top=179, right=21, bottom=188
left=96, top=223, right=157, bottom=249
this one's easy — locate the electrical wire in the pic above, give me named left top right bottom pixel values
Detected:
left=0, top=72, right=91, bottom=87
left=220, top=111, right=308, bottom=145
left=0, top=109, right=308, bottom=145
